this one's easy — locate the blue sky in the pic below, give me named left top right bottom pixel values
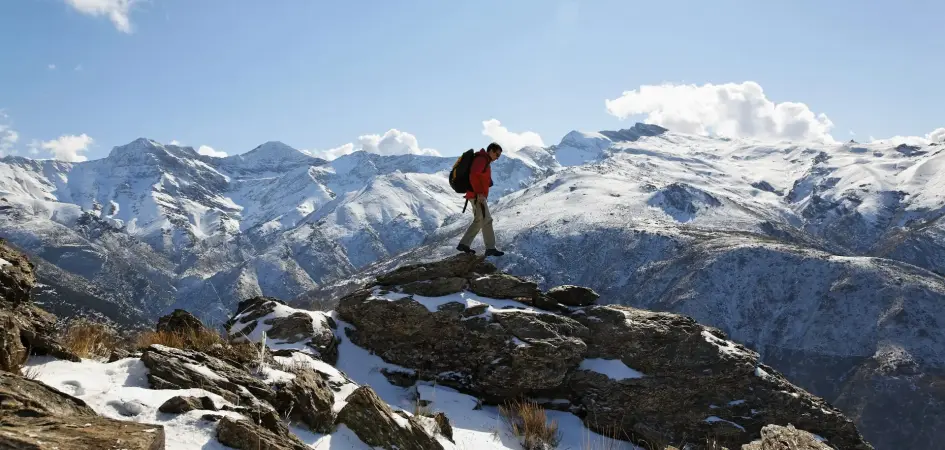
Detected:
left=1, top=0, right=943, bottom=161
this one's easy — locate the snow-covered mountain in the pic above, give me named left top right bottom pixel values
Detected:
left=291, top=124, right=945, bottom=450
left=0, top=138, right=551, bottom=325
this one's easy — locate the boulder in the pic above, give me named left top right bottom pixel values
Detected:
left=546, top=285, right=599, bottom=306
left=371, top=253, right=496, bottom=287
left=225, top=297, right=339, bottom=365
left=216, top=416, right=308, bottom=450
left=742, top=424, right=832, bottom=450
left=568, top=305, right=872, bottom=450
left=337, top=288, right=587, bottom=400
left=0, top=315, right=26, bottom=372
left=433, top=412, right=453, bottom=442
left=399, top=277, right=467, bottom=297
left=270, top=367, right=335, bottom=433
left=335, top=386, right=445, bottom=450
left=158, top=395, right=217, bottom=414
left=468, top=274, right=540, bottom=299
left=0, top=415, right=165, bottom=450
left=156, top=309, right=207, bottom=335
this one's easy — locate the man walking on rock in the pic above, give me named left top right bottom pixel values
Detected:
left=457, top=143, right=504, bottom=257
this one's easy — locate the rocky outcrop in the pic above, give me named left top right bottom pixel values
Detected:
left=225, top=296, right=339, bottom=365
left=335, top=386, right=445, bottom=450
left=216, top=416, right=309, bottom=450
left=0, top=238, right=36, bottom=306
left=141, top=344, right=272, bottom=406
left=156, top=309, right=206, bottom=335
left=337, top=256, right=874, bottom=450
left=370, top=253, right=497, bottom=287
left=338, top=287, right=586, bottom=401
left=742, top=424, right=832, bottom=450
left=0, top=371, right=165, bottom=449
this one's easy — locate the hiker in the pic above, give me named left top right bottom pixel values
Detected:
left=454, top=143, right=504, bottom=256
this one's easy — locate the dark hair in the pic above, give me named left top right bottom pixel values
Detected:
left=487, top=143, right=503, bottom=153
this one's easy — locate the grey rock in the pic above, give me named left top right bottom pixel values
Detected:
left=157, top=395, right=217, bottom=414
left=216, top=416, right=308, bottom=450
left=0, top=415, right=166, bottom=450
left=468, top=273, right=539, bottom=300
left=399, top=277, right=467, bottom=297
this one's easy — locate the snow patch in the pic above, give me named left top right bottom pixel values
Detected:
left=578, top=358, right=645, bottom=380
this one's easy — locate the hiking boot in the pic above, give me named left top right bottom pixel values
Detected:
left=485, top=248, right=504, bottom=257
left=456, top=244, right=476, bottom=254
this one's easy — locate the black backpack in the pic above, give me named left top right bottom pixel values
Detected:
left=448, top=149, right=479, bottom=194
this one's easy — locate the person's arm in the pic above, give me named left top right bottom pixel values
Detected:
left=469, top=156, right=489, bottom=199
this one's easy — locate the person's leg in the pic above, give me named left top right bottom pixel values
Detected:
left=459, top=199, right=483, bottom=247
left=480, top=201, right=496, bottom=249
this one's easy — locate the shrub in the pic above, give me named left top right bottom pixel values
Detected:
left=59, top=318, right=120, bottom=359
left=499, top=399, right=562, bottom=450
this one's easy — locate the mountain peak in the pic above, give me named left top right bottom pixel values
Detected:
left=221, top=140, right=325, bottom=174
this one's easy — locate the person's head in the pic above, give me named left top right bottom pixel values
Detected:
left=486, top=142, right=503, bottom=161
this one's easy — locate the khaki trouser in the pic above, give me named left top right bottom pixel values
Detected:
left=459, top=198, right=496, bottom=249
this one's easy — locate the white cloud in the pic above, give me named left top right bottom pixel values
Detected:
left=64, top=0, right=140, bottom=33
left=304, top=129, right=440, bottom=161
left=0, top=114, right=19, bottom=157
left=304, top=143, right=356, bottom=160
left=481, top=119, right=545, bottom=152
left=605, top=81, right=836, bottom=144
left=869, top=128, right=945, bottom=146
left=197, top=145, right=227, bottom=158
left=48, top=64, right=57, bottom=70
left=40, top=134, right=93, bottom=162
left=358, top=129, right=440, bottom=157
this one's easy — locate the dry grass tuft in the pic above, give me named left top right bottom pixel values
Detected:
left=499, top=399, right=562, bottom=450
left=59, top=318, right=121, bottom=359
left=134, top=327, right=260, bottom=367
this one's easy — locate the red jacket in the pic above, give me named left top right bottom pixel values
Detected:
left=464, top=149, right=492, bottom=200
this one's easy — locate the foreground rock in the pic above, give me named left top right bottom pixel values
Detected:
left=0, top=240, right=80, bottom=372
left=742, top=424, right=832, bottom=450
left=0, top=371, right=165, bottom=449
left=337, top=256, right=874, bottom=450
left=0, top=415, right=165, bottom=450
left=225, top=296, right=340, bottom=365
left=335, top=386, right=445, bottom=450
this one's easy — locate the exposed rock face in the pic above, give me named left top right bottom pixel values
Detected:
left=336, top=256, right=874, bottom=450
left=546, top=285, right=599, bottom=306
left=216, top=416, right=309, bottom=450
left=155, top=309, right=207, bottom=335
left=569, top=305, right=867, bottom=450
left=399, top=277, right=467, bottom=297
left=225, top=296, right=339, bottom=365
left=335, top=386, right=445, bottom=450
left=0, top=371, right=165, bottom=449
left=742, top=424, right=832, bottom=450
left=338, top=288, right=587, bottom=401
left=0, top=238, right=35, bottom=306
